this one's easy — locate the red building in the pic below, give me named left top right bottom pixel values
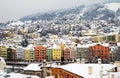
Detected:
left=64, top=47, right=70, bottom=61
left=88, top=44, right=109, bottom=62
left=34, top=45, right=46, bottom=62
left=12, top=49, right=16, bottom=61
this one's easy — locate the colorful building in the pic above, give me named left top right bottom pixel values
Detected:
left=94, top=36, right=106, bottom=42
left=46, top=47, right=52, bottom=61
left=115, top=34, right=120, bottom=42
left=58, top=43, right=65, bottom=50
left=24, top=49, right=30, bottom=62
left=7, top=46, right=12, bottom=61
left=63, top=47, right=70, bottom=61
left=12, top=48, right=16, bottom=61
left=34, top=45, right=46, bottom=62
left=77, top=44, right=89, bottom=60
left=88, top=44, right=109, bottom=62
left=50, top=68, right=82, bottom=78
left=94, top=34, right=120, bottom=42
left=52, top=44, right=62, bottom=61
left=0, top=45, right=7, bottom=60
left=106, top=35, right=116, bottom=42
left=24, top=44, right=34, bottom=62
left=50, top=63, right=118, bottom=78
left=29, top=45, right=34, bottom=62
left=15, top=46, right=25, bottom=61
left=70, top=47, right=77, bottom=61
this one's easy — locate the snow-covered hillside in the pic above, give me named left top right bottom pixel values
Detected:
left=105, top=3, right=120, bottom=12
left=20, top=2, right=120, bottom=22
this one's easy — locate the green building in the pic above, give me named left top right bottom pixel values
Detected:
left=46, top=47, right=52, bottom=61
left=7, top=47, right=12, bottom=61
left=30, top=49, right=34, bottom=62
left=106, top=35, right=115, bottom=42
left=77, top=44, right=89, bottom=60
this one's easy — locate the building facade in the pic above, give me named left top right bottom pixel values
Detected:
left=77, top=45, right=88, bottom=60
left=52, top=44, right=62, bottom=61
left=15, top=46, right=25, bottom=61
left=7, top=47, right=12, bottom=61
left=12, top=49, right=16, bottom=61
left=0, top=45, right=7, bottom=60
left=34, top=45, right=46, bottom=62
left=70, top=47, right=77, bottom=61
left=30, top=48, right=34, bottom=62
left=50, top=68, right=82, bottom=78
left=88, top=44, right=109, bottom=63
left=46, top=47, right=52, bottom=61
left=24, top=49, right=30, bottom=62
left=63, top=47, right=70, bottom=61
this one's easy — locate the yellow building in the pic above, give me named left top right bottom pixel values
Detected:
left=58, top=43, right=65, bottom=50
left=115, top=34, right=120, bottom=42
left=6, top=31, right=12, bottom=37
left=52, top=44, right=62, bottom=61
left=31, top=33, right=40, bottom=38
left=0, top=45, right=7, bottom=60
left=24, top=49, right=30, bottom=62
left=94, top=35, right=106, bottom=42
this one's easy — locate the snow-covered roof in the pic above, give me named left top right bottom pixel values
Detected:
left=47, top=46, right=53, bottom=49
left=87, top=42, right=109, bottom=47
left=52, top=63, right=118, bottom=78
left=0, top=57, right=6, bottom=66
left=7, top=73, right=39, bottom=78
left=45, top=76, right=54, bottom=78
left=52, top=44, right=60, bottom=49
left=0, top=71, right=6, bottom=78
left=25, top=44, right=34, bottom=50
left=23, top=63, right=41, bottom=71
left=100, top=43, right=109, bottom=47
left=77, top=44, right=90, bottom=48
left=7, top=21, right=24, bottom=26
left=0, top=57, right=6, bottom=71
left=117, top=42, right=120, bottom=47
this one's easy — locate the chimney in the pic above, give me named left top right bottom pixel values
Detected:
left=107, top=72, right=110, bottom=78
left=101, top=66, right=103, bottom=71
left=43, top=60, right=46, bottom=67
left=98, top=58, right=101, bottom=64
left=99, top=70, right=103, bottom=78
left=76, top=59, right=80, bottom=63
left=81, top=58, right=85, bottom=64
left=42, top=60, right=47, bottom=78
left=111, top=74, right=114, bottom=78
left=88, top=66, right=92, bottom=75
left=58, top=62, right=61, bottom=66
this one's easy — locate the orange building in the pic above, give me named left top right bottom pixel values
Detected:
left=63, top=47, right=70, bottom=61
left=50, top=63, right=117, bottom=78
left=50, top=68, right=82, bottom=78
left=12, top=49, right=16, bottom=61
left=88, top=44, right=109, bottom=62
left=34, top=45, right=46, bottom=62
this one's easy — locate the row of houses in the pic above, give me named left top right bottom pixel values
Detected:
left=0, top=42, right=120, bottom=62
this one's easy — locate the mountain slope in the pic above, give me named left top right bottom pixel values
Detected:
left=20, top=3, right=120, bottom=22
left=20, top=6, right=85, bottom=21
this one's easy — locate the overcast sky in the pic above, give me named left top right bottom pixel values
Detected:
left=0, top=0, right=108, bottom=22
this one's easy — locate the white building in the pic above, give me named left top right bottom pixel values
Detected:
left=0, top=57, right=6, bottom=71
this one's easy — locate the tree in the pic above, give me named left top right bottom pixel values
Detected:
left=21, top=38, right=29, bottom=47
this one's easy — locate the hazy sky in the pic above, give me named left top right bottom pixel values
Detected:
left=0, top=0, right=107, bottom=22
